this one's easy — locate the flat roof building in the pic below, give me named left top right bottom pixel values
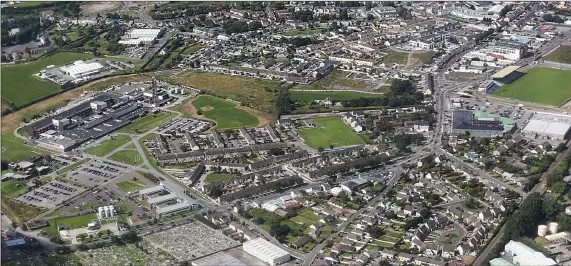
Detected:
left=139, top=185, right=166, bottom=199
left=59, top=61, right=104, bottom=79
left=191, top=252, right=246, bottom=266
left=243, top=238, right=290, bottom=266
left=491, top=65, right=524, bottom=85
left=148, top=193, right=179, bottom=207
left=156, top=201, right=192, bottom=218
left=505, top=240, right=556, bottom=266
left=452, top=110, right=509, bottom=137
left=523, top=119, right=571, bottom=140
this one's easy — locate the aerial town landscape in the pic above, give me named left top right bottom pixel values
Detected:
left=3, top=1, right=571, bottom=266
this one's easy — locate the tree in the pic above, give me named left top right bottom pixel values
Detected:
left=269, top=147, right=285, bottom=156
left=253, top=217, right=265, bottom=224
left=276, top=89, right=294, bottom=115
left=120, top=231, right=139, bottom=243
left=317, top=147, right=325, bottom=152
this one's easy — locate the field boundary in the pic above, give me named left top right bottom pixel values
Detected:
left=290, top=89, right=385, bottom=95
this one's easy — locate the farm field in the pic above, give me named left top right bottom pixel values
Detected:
left=166, top=71, right=283, bottom=112
left=492, top=67, right=571, bottom=106
left=204, top=173, right=233, bottom=183
left=109, top=150, right=142, bottom=166
left=191, top=95, right=259, bottom=129
left=1, top=133, right=48, bottom=162
left=84, top=135, right=132, bottom=157
left=117, top=112, right=177, bottom=134
left=298, top=117, right=365, bottom=149
left=116, top=180, right=145, bottom=192
left=291, top=91, right=380, bottom=103
left=544, top=45, right=571, bottom=64
left=1, top=52, right=93, bottom=108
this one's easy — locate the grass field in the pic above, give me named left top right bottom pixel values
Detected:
left=293, top=70, right=367, bottom=91
left=1, top=133, right=48, bottom=162
left=282, top=28, right=324, bottom=36
left=192, top=95, right=259, bottom=129
left=181, top=44, right=205, bottom=55
left=335, top=78, right=368, bottom=88
left=380, top=50, right=408, bottom=64
left=115, top=180, right=145, bottom=192
left=50, top=213, right=98, bottom=229
left=544, top=45, right=571, bottom=64
left=492, top=67, right=571, bottom=106
left=204, top=173, right=233, bottom=183
left=85, top=135, right=132, bottom=157
left=1, top=180, right=28, bottom=198
left=2, top=52, right=93, bottom=108
left=12, top=1, right=53, bottom=7
left=298, top=117, right=365, bottom=149
left=411, top=51, right=436, bottom=66
left=117, top=112, right=176, bottom=134
left=291, top=91, right=380, bottom=103
left=167, top=71, right=283, bottom=112
left=109, top=150, right=142, bottom=166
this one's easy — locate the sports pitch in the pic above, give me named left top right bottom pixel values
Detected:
left=492, top=67, right=571, bottom=106
left=298, top=117, right=365, bottom=149
left=192, top=95, right=258, bottom=129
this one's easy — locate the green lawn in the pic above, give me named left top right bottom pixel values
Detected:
left=298, top=117, right=365, bottom=149
left=204, top=173, right=233, bottom=183
left=109, top=150, right=142, bottom=166
left=492, top=67, right=571, bottom=106
left=291, top=91, right=380, bottom=103
left=46, top=213, right=98, bottom=234
left=117, top=112, right=176, bottom=134
left=1, top=180, right=28, bottom=197
left=115, top=180, right=145, bottom=192
left=544, top=45, right=571, bottom=64
left=1, top=52, right=93, bottom=108
left=181, top=44, right=205, bottom=55
left=192, top=95, right=258, bottom=129
left=1, top=133, right=48, bottom=162
left=12, top=1, right=54, bottom=7
left=381, top=50, right=408, bottom=64
left=84, top=135, right=131, bottom=157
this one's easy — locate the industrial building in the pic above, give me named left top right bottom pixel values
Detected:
left=489, top=41, right=527, bottom=61
left=522, top=113, right=571, bottom=140
left=491, top=65, right=525, bottom=85
left=59, top=60, right=104, bottom=79
left=27, top=92, right=148, bottom=152
left=148, top=193, right=179, bottom=208
left=191, top=252, right=246, bottom=266
left=119, top=28, right=163, bottom=45
left=452, top=110, right=514, bottom=137
left=156, top=201, right=197, bottom=218
left=139, top=185, right=167, bottom=199
left=243, top=238, right=290, bottom=266
left=504, top=240, right=556, bottom=266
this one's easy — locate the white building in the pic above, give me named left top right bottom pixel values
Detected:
left=119, top=28, right=163, bottom=45
left=97, top=205, right=116, bottom=220
left=504, top=240, right=556, bottom=266
left=489, top=41, right=527, bottom=61
left=522, top=119, right=571, bottom=140
left=59, top=61, right=104, bottom=79
left=36, top=134, right=76, bottom=152
left=370, top=6, right=398, bottom=18
left=409, top=40, right=435, bottom=50
left=156, top=201, right=192, bottom=218
left=243, top=238, right=290, bottom=266
left=148, top=194, right=179, bottom=208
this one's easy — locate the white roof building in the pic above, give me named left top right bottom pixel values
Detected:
left=505, top=240, right=556, bottom=266
left=243, top=238, right=290, bottom=266
left=522, top=119, right=571, bottom=140
left=59, top=61, right=104, bottom=79
left=192, top=252, right=246, bottom=266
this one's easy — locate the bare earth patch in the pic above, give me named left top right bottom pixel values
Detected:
left=201, top=106, right=214, bottom=111
left=81, top=2, right=121, bottom=15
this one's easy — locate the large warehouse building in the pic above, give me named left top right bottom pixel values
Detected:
left=243, top=238, right=290, bottom=266
left=452, top=110, right=515, bottom=137
left=522, top=113, right=571, bottom=140
left=119, top=28, right=163, bottom=45
left=504, top=240, right=556, bottom=266
left=59, top=60, right=104, bottom=79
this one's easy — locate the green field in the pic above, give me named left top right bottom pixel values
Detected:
left=192, top=95, right=258, bottom=129
left=1, top=52, right=93, bottom=108
left=109, top=150, right=142, bottom=166
left=298, top=117, right=365, bottom=149
left=204, top=173, right=233, bottom=183
left=1, top=133, right=48, bottom=162
left=85, top=135, right=132, bottom=157
left=1, top=180, right=28, bottom=197
left=380, top=50, right=408, bottom=64
left=12, top=1, right=54, bottom=7
left=57, top=158, right=90, bottom=174
left=116, top=180, right=145, bottom=192
left=544, top=45, right=571, bottom=64
left=291, top=91, right=380, bottom=103
left=181, top=44, right=205, bottom=55
left=492, top=67, right=571, bottom=106
left=117, top=112, right=177, bottom=134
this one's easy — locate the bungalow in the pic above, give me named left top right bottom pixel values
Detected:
left=357, top=254, right=370, bottom=264
left=311, top=222, right=324, bottom=230
left=320, top=214, right=336, bottom=224
left=425, top=243, right=440, bottom=256
left=364, top=249, right=379, bottom=259
left=293, top=235, right=310, bottom=249
left=309, top=227, right=321, bottom=238
left=347, top=233, right=362, bottom=242
left=442, top=246, right=456, bottom=258
left=404, top=205, right=415, bottom=216
left=478, top=210, right=493, bottom=222
left=411, top=236, right=424, bottom=251
left=325, top=252, right=339, bottom=263
left=341, top=239, right=354, bottom=246
left=331, top=244, right=355, bottom=253
left=447, top=205, right=463, bottom=219
left=457, top=244, right=471, bottom=256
